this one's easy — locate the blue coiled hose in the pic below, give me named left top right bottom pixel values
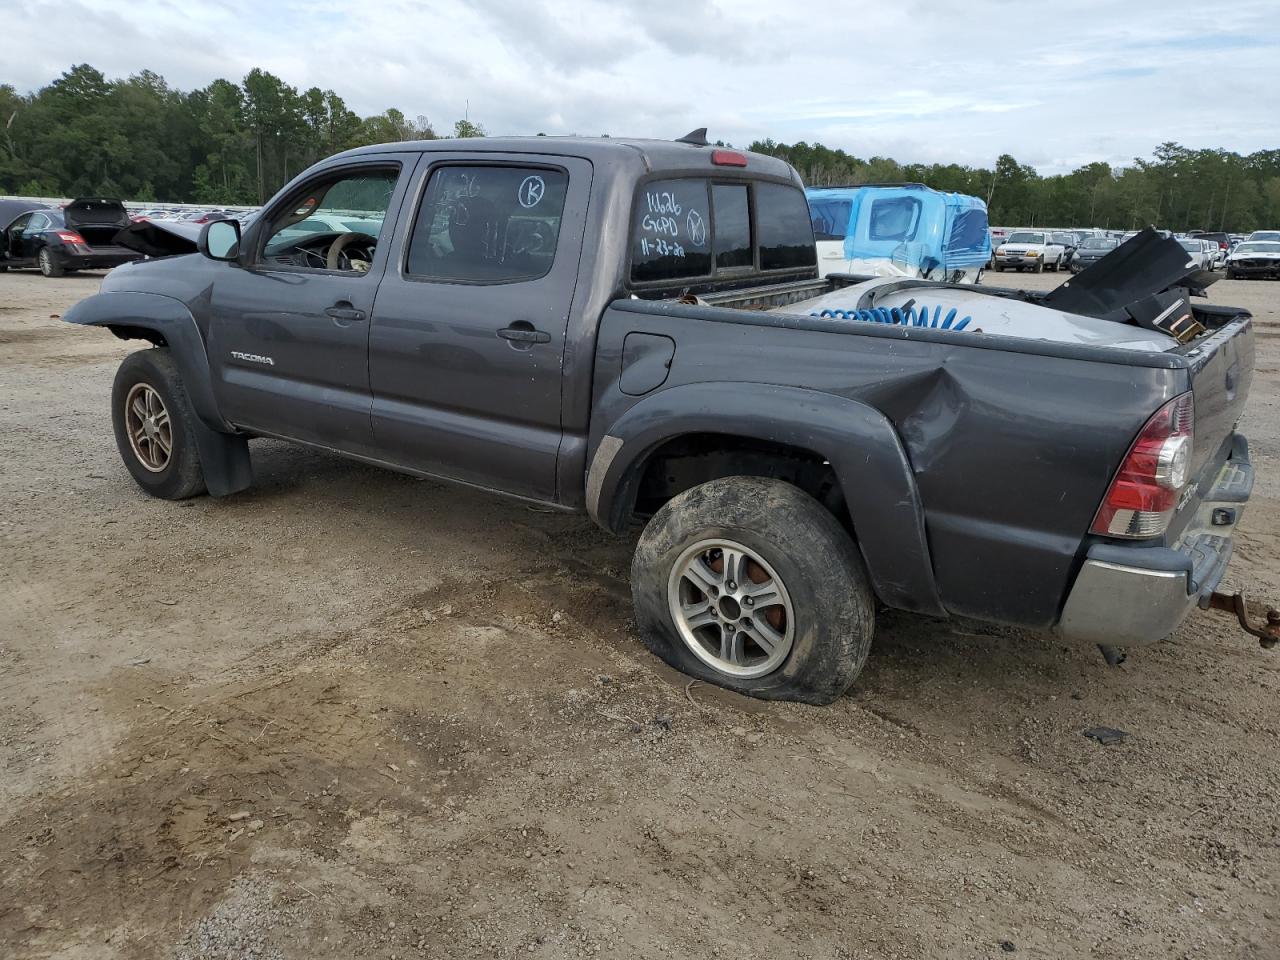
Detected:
left=812, top=302, right=972, bottom=331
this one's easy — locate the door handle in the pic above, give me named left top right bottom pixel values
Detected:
left=497, top=324, right=551, bottom=344
left=325, top=304, right=366, bottom=322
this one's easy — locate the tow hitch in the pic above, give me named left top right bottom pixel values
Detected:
left=1204, top=592, right=1280, bottom=649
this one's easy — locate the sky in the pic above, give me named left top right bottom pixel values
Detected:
left=5, top=0, right=1278, bottom=174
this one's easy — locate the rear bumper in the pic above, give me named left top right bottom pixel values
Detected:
left=56, top=245, right=142, bottom=270
left=1057, top=435, right=1253, bottom=646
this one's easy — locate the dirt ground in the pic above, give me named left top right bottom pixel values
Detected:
left=2, top=267, right=1279, bottom=960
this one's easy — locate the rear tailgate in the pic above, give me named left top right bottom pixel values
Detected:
left=1166, top=312, right=1254, bottom=541
left=1185, top=315, right=1253, bottom=475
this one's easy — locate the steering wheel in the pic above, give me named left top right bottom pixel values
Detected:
left=325, top=232, right=378, bottom=271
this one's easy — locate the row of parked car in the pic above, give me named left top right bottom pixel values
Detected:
left=128, top=206, right=257, bottom=225
left=988, top=226, right=1280, bottom=279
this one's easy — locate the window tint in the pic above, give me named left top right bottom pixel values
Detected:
left=406, top=166, right=568, bottom=282
left=867, top=197, right=920, bottom=242
left=756, top=183, right=816, bottom=271
left=808, top=198, right=851, bottom=241
left=712, top=184, right=751, bottom=269
left=631, top=180, right=712, bottom=283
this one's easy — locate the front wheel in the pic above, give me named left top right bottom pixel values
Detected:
left=38, top=247, right=64, bottom=278
left=1034, top=259, right=1044, bottom=274
left=111, top=349, right=207, bottom=500
left=631, top=477, right=875, bottom=704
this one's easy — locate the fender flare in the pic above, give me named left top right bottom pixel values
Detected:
left=587, top=382, right=945, bottom=616
left=62, top=292, right=252, bottom=497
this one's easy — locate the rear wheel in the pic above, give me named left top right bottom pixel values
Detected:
left=38, top=247, right=64, bottom=278
left=632, top=477, right=875, bottom=705
left=111, top=349, right=207, bottom=500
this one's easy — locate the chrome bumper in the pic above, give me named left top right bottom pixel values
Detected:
left=1058, top=436, right=1253, bottom=647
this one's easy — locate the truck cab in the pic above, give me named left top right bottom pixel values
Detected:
left=806, top=184, right=991, bottom=284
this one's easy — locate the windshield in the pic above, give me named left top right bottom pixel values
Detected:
left=1235, top=242, right=1280, bottom=254
left=1005, top=232, right=1044, bottom=244
left=1178, top=240, right=1200, bottom=251
left=1081, top=238, right=1115, bottom=249
left=1249, top=232, right=1280, bottom=242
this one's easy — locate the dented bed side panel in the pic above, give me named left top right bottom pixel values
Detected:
left=592, top=298, right=1186, bottom=629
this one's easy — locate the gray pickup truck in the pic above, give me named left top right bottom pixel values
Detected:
left=65, top=133, right=1272, bottom=704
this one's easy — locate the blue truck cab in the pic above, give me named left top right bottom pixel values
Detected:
left=806, top=183, right=992, bottom=284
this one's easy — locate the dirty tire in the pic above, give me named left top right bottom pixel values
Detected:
left=39, top=247, right=65, bottom=278
left=631, top=477, right=875, bottom=705
left=111, top=348, right=207, bottom=500
left=1033, top=259, right=1044, bottom=274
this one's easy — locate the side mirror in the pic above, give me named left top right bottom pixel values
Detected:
left=198, top=219, right=241, bottom=261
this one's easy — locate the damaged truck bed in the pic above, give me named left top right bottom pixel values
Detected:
left=67, top=137, right=1272, bottom=704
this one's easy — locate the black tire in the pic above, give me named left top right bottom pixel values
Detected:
left=38, top=247, right=65, bottom=278
left=111, top=349, right=207, bottom=500
left=993, top=264, right=1003, bottom=272
left=1034, top=259, right=1044, bottom=274
left=631, top=477, right=875, bottom=705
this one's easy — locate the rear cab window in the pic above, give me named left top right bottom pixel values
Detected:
left=629, top=177, right=815, bottom=291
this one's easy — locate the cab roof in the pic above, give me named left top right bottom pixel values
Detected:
left=335, top=135, right=802, bottom=183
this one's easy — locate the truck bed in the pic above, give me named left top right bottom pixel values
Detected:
left=593, top=279, right=1252, bottom=631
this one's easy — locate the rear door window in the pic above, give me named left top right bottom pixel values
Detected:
left=406, top=165, right=569, bottom=283
left=756, top=183, right=817, bottom=271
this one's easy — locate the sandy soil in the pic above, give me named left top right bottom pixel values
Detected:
left=1, top=267, right=1278, bottom=960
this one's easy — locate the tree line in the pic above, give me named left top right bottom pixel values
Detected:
left=750, top=140, right=1280, bottom=232
left=2, top=65, right=1277, bottom=231
left=0, top=64, right=483, bottom=205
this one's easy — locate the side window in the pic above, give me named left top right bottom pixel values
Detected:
left=630, top=180, right=712, bottom=283
left=261, top=167, right=398, bottom=272
left=756, top=183, right=817, bottom=271
left=867, top=197, right=921, bottom=243
left=808, top=198, right=851, bottom=241
left=406, top=165, right=569, bottom=283
left=28, top=214, right=49, bottom=231
left=712, top=184, right=751, bottom=270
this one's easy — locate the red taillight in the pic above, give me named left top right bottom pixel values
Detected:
left=711, top=149, right=747, bottom=167
left=1091, top=393, right=1194, bottom=538
left=56, top=230, right=86, bottom=245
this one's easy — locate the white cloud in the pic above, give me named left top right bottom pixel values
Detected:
left=4, top=0, right=1277, bottom=173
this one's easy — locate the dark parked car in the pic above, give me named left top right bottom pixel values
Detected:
left=0, top=198, right=142, bottom=277
left=1068, top=236, right=1120, bottom=272
left=63, top=136, right=1268, bottom=703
